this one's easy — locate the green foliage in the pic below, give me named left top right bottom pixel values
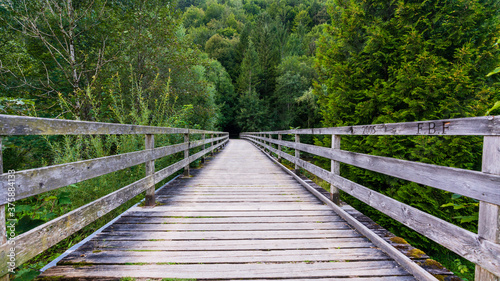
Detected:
left=182, top=0, right=328, bottom=134
left=314, top=0, right=500, bottom=278
left=183, top=6, right=206, bottom=29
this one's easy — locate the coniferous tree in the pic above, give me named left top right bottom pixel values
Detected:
left=237, top=40, right=260, bottom=94
left=315, top=0, right=500, bottom=257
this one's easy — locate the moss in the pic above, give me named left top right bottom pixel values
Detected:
left=424, top=259, right=445, bottom=269
left=407, top=248, right=426, bottom=258
left=92, top=250, right=102, bottom=253
left=70, top=262, right=94, bottom=268
left=432, top=274, right=446, bottom=281
left=35, top=277, right=65, bottom=280
left=389, top=237, right=409, bottom=244
left=124, top=262, right=148, bottom=265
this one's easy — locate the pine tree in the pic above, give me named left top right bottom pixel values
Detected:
left=237, top=40, right=260, bottom=94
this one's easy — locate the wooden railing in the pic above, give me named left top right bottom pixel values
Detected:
left=0, top=114, right=229, bottom=278
left=242, top=116, right=500, bottom=281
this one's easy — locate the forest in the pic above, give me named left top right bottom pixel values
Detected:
left=1, top=0, right=500, bottom=279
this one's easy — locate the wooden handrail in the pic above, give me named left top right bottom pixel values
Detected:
left=0, top=115, right=229, bottom=277
left=244, top=115, right=500, bottom=136
left=242, top=116, right=500, bottom=280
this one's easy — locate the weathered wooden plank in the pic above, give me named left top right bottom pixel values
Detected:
left=249, top=139, right=500, bottom=277
left=61, top=248, right=388, bottom=264
left=242, top=115, right=500, bottom=136
left=156, top=197, right=321, bottom=203
left=156, top=196, right=319, bottom=202
left=38, top=276, right=416, bottom=281
left=0, top=136, right=227, bottom=205
left=475, top=136, right=500, bottom=281
left=0, top=114, right=226, bottom=135
left=161, top=191, right=310, bottom=196
left=133, top=205, right=331, bottom=211
left=96, top=229, right=361, bottom=240
left=40, top=261, right=412, bottom=279
left=124, top=210, right=338, bottom=217
left=106, top=222, right=350, bottom=231
left=115, top=215, right=344, bottom=224
left=82, top=238, right=373, bottom=251
left=157, top=194, right=316, bottom=199
left=247, top=135, right=500, bottom=206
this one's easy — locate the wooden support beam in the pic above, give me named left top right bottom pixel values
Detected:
left=277, top=134, right=282, bottom=162
left=294, top=134, right=300, bottom=174
left=268, top=134, right=272, bottom=154
left=184, top=133, right=190, bottom=177
left=201, top=134, right=206, bottom=163
left=475, top=136, right=500, bottom=281
left=211, top=134, right=214, bottom=156
left=330, top=135, right=340, bottom=205
left=144, top=134, right=155, bottom=207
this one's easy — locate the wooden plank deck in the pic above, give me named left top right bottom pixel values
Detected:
left=39, top=139, right=417, bottom=280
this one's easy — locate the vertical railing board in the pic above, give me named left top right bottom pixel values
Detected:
left=201, top=134, right=206, bottom=163
left=211, top=134, right=214, bottom=156
left=294, top=134, right=300, bottom=174
left=278, top=134, right=282, bottom=162
left=144, top=134, right=155, bottom=206
left=184, top=133, right=190, bottom=177
left=331, top=135, right=340, bottom=205
left=475, top=136, right=500, bottom=281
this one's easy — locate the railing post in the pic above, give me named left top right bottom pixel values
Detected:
left=211, top=134, right=214, bottom=156
left=144, top=134, right=155, bottom=207
left=278, top=134, right=282, bottom=162
left=475, top=136, right=500, bottom=281
left=201, top=134, right=206, bottom=163
left=294, top=134, right=300, bottom=174
left=331, top=135, right=341, bottom=205
left=184, top=133, right=190, bottom=177
left=268, top=134, right=272, bottom=155
left=0, top=138, right=8, bottom=281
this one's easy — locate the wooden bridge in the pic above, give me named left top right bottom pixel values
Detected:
left=0, top=115, right=499, bottom=281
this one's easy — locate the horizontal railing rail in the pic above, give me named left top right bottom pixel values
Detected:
left=0, top=115, right=229, bottom=277
left=244, top=116, right=500, bottom=136
left=241, top=115, right=500, bottom=280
